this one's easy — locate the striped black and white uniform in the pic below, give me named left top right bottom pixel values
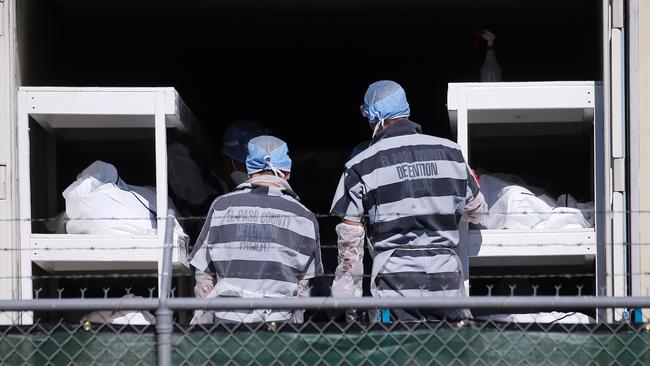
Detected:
left=330, top=119, right=480, bottom=320
left=190, top=178, right=323, bottom=323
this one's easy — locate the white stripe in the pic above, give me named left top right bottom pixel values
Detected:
left=278, top=194, right=311, bottom=213
left=189, top=245, right=210, bottom=272
left=347, top=134, right=460, bottom=168
left=376, top=289, right=464, bottom=298
left=330, top=176, right=365, bottom=221
left=215, top=188, right=250, bottom=200
left=382, top=254, right=459, bottom=275
left=303, top=260, right=317, bottom=279
left=361, top=160, right=467, bottom=189
left=370, top=196, right=461, bottom=223
left=221, top=278, right=298, bottom=297
left=208, top=242, right=311, bottom=272
left=211, top=205, right=316, bottom=239
left=215, top=310, right=293, bottom=323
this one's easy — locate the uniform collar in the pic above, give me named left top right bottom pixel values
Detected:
left=371, top=118, right=422, bottom=143
left=235, top=175, right=300, bottom=200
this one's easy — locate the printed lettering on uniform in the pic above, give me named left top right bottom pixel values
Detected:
left=224, top=207, right=295, bottom=252
left=413, top=147, right=445, bottom=162
left=224, top=208, right=259, bottom=224
left=224, top=208, right=293, bottom=227
left=391, top=150, right=413, bottom=164
left=396, top=162, right=438, bottom=179
left=380, top=155, right=391, bottom=167
left=237, top=224, right=277, bottom=252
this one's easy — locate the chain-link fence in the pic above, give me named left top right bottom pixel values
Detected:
left=3, top=208, right=649, bottom=365
left=1, top=297, right=650, bottom=365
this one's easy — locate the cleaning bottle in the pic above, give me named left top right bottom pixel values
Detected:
left=474, top=29, right=502, bottom=82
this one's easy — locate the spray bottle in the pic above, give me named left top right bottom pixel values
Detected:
left=474, top=29, right=502, bottom=82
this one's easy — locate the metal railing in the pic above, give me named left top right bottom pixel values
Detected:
left=2, top=211, right=650, bottom=365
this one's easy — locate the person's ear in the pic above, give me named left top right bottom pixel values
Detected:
left=285, top=172, right=291, bottom=181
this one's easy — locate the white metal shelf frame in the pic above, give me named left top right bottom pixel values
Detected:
left=17, top=87, right=192, bottom=303
left=447, top=81, right=598, bottom=261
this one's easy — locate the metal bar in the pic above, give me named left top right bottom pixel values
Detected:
left=628, top=0, right=642, bottom=299
left=165, top=296, right=650, bottom=311
left=612, top=0, right=624, bottom=28
left=156, top=211, right=175, bottom=366
left=0, top=298, right=159, bottom=311
left=597, top=0, right=613, bottom=323
left=1, top=296, right=650, bottom=312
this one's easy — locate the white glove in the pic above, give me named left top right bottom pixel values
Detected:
left=331, top=223, right=365, bottom=298
left=462, top=191, right=489, bottom=224
left=190, top=269, right=216, bottom=324
left=293, top=279, right=310, bottom=323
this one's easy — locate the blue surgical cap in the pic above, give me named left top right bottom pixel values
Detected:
left=361, top=80, right=410, bottom=124
left=246, top=136, right=292, bottom=175
left=222, top=120, right=268, bottom=163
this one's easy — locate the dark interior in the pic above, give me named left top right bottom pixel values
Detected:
left=469, top=121, right=595, bottom=203
left=20, top=0, right=602, bottom=302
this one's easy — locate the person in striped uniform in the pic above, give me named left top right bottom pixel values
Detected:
left=330, top=80, right=487, bottom=321
left=189, top=136, right=323, bottom=323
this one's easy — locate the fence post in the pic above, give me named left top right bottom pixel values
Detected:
left=156, top=210, right=175, bottom=366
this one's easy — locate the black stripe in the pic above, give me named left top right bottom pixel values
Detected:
left=214, top=193, right=316, bottom=226
left=390, top=248, right=457, bottom=258
left=331, top=195, right=355, bottom=219
left=365, top=177, right=467, bottom=209
left=188, top=205, right=217, bottom=260
left=377, top=271, right=461, bottom=292
left=213, top=260, right=302, bottom=282
left=349, top=144, right=465, bottom=179
left=329, top=171, right=364, bottom=217
left=372, top=233, right=455, bottom=247
left=466, top=167, right=479, bottom=198
left=371, top=118, right=420, bottom=141
left=250, top=185, right=271, bottom=196
left=370, top=214, right=460, bottom=241
left=208, top=224, right=316, bottom=257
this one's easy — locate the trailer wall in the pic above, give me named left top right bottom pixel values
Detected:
left=0, top=0, right=19, bottom=302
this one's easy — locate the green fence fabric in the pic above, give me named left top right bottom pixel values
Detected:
left=171, top=322, right=650, bottom=366
left=0, top=324, right=155, bottom=365
left=1, top=322, right=649, bottom=365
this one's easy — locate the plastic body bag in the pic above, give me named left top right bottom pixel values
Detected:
left=85, top=295, right=156, bottom=325
left=63, top=161, right=156, bottom=236
left=479, top=174, right=590, bottom=230
left=62, top=161, right=190, bottom=267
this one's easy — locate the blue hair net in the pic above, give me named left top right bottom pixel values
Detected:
left=246, top=136, right=292, bottom=176
left=222, top=120, right=268, bottom=163
left=360, top=80, right=410, bottom=124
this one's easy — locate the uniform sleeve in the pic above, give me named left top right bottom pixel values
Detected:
left=330, top=167, right=365, bottom=222
left=188, top=202, right=215, bottom=274
left=303, top=219, right=324, bottom=280
left=465, top=165, right=481, bottom=204
left=462, top=165, right=488, bottom=224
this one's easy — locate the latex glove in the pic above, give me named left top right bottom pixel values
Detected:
left=331, top=223, right=365, bottom=298
left=293, top=279, right=310, bottom=323
left=190, top=269, right=216, bottom=324
left=462, top=191, right=488, bottom=224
